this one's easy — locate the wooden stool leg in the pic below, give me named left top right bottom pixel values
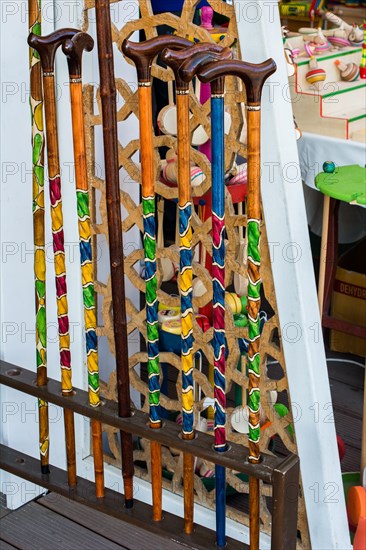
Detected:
left=318, top=194, right=330, bottom=315
left=323, top=198, right=340, bottom=319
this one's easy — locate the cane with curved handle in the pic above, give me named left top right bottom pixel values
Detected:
left=62, top=32, right=105, bottom=499
left=162, top=44, right=232, bottom=537
left=185, top=56, right=276, bottom=550
left=94, top=0, right=136, bottom=508
left=28, top=28, right=80, bottom=488
left=179, top=48, right=234, bottom=547
left=28, top=0, right=49, bottom=476
left=122, top=35, right=191, bottom=522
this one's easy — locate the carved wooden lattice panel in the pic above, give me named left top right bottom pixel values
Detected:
left=82, top=1, right=309, bottom=546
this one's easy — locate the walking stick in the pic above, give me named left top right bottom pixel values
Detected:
left=121, top=35, right=191, bottom=521
left=62, top=32, right=104, bottom=499
left=28, top=29, right=79, bottom=487
left=178, top=47, right=232, bottom=547
left=94, top=0, right=135, bottom=508
left=162, top=43, right=231, bottom=536
left=192, top=57, right=276, bottom=550
left=28, top=0, right=49, bottom=474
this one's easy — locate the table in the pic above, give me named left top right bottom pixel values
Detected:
left=298, top=132, right=366, bottom=243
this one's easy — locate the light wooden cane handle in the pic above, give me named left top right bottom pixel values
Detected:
left=28, top=29, right=79, bottom=73
left=198, top=58, right=277, bottom=105
left=162, top=43, right=230, bottom=90
left=62, top=32, right=94, bottom=79
left=178, top=47, right=232, bottom=94
left=122, top=36, right=191, bottom=83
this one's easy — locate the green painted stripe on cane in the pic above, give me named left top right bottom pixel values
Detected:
left=144, top=236, right=156, bottom=261
left=142, top=197, right=155, bottom=215
left=247, top=220, right=260, bottom=263
left=248, top=317, right=261, bottom=340
left=77, top=191, right=90, bottom=217
left=249, top=426, right=260, bottom=443
left=146, top=278, right=157, bottom=303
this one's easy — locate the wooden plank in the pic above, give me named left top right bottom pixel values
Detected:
left=0, top=541, right=18, bottom=550
left=0, top=502, right=125, bottom=550
left=0, top=360, right=288, bottom=481
left=38, top=494, right=188, bottom=550
left=0, top=444, right=248, bottom=550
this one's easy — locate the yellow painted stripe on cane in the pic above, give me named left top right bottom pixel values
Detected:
left=87, top=350, right=98, bottom=369
left=180, top=227, right=192, bottom=250
left=89, top=391, right=100, bottom=407
left=181, top=312, right=193, bottom=339
left=78, top=219, right=91, bottom=240
left=52, top=203, right=63, bottom=232
left=57, top=295, right=68, bottom=315
left=182, top=387, right=194, bottom=412
left=34, top=249, right=46, bottom=281
left=180, top=267, right=192, bottom=294
left=61, top=371, right=73, bottom=392
left=81, top=262, right=93, bottom=283
left=84, top=309, right=97, bottom=330
left=54, top=255, right=66, bottom=277
left=59, top=334, right=70, bottom=350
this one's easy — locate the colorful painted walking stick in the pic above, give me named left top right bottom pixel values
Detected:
left=162, top=43, right=231, bottom=537
left=122, top=34, right=190, bottom=522
left=62, top=32, right=104, bottom=499
left=28, top=28, right=79, bottom=487
left=28, top=0, right=49, bottom=474
left=196, top=57, right=276, bottom=550
left=94, top=0, right=134, bottom=508
left=179, top=47, right=231, bottom=547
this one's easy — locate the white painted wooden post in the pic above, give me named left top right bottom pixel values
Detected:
left=233, top=1, right=351, bottom=548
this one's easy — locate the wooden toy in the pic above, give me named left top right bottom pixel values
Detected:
left=122, top=34, right=191, bottom=521
left=314, top=28, right=330, bottom=53
left=62, top=32, right=105, bottom=498
left=28, top=28, right=79, bottom=489
left=28, top=0, right=49, bottom=475
left=334, top=59, right=360, bottom=81
left=360, top=23, right=366, bottom=79
left=349, top=25, right=364, bottom=47
left=328, top=35, right=351, bottom=49
left=305, top=56, right=326, bottom=90
left=324, top=10, right=364, bottom=42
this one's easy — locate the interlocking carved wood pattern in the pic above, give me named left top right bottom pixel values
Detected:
left=82, top=1, right=309, bottom=546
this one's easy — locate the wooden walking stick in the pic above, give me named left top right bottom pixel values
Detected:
left=178, top=47, right=232, bottom=547
left=193, top=57, right=276, bottom=550
left=62, top=32, right=104, bottom=499
left=28, top=0, right=49, bottom=474
left=121, top=35, right=190, bottom=521
left=94, top=0, right=134, bottom=508
left=162, top=43, right=231, bottom=536
left=28, top=28, right=80, bottom=487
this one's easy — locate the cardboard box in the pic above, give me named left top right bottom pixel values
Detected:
left=330, top=238, right=366, bottom=357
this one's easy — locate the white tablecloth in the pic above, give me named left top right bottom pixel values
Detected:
left=297, top=132, right=366, bottom=243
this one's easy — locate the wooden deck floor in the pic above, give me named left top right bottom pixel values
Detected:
left=0, top=351, right=364, bottom=549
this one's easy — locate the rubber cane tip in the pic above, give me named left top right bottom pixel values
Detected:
left=125, top=498, right=133, bottom=509
left=41, top=465, right=50, bottom=475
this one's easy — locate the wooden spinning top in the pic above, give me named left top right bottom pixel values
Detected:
left=314, top=28, right=330, bottom=53
left=306, top=57, right=326, bottom=90
left=334, top=59, right=360, bottom=81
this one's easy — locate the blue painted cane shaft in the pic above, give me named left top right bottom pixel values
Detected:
left=211, top=95, right=226, bottom=547
left=215, top=464, right=226, bottom=547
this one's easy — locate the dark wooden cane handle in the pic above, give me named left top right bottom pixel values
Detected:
left=28, top=28, right=80, bottom=73
left=122, top=35, right=191, bottom=83
left=198, top=58, right=277, bottom=105
left=177, top=47, right=232, bottom=93
left=162, top=44, right=231, bottom=90
left=62, top=32, right=94, bottom=79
